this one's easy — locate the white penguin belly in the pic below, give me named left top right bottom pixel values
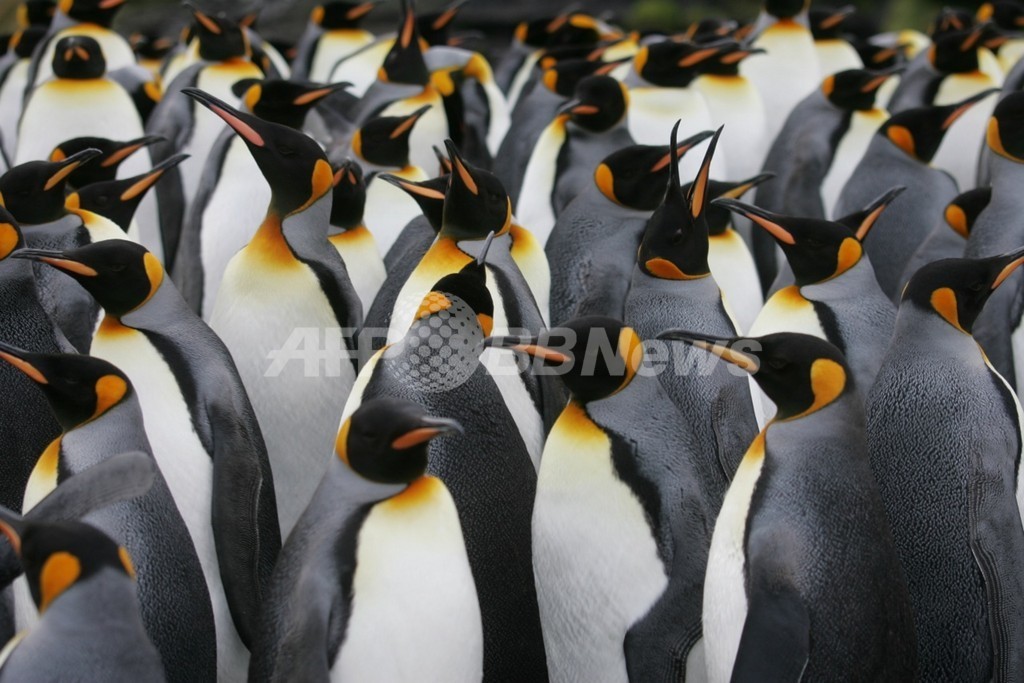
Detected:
left=331, top=477, right=483, bottom=683
left=703, top=438, right=766, bottom=683
left=0, top=60, right=28, bottom=159
left=709, top=229, right=763, bottom=335
left=33, top=25, right=136, bottom=86
left=329, top=39, right=393, bottom=98
left=90, top=324, right=248, bottom=683
left=15, top=80, right=143, bottom=164
left=481, top=79, right=511, bottom=156
left=628, top=87, right=719, bottom=181
left=509, top=225, right=551, bottom=325
left=330, top=226, right=386, bottom=314
left=744, top=24, right=820, bottom=142
left=932, top=74, right=999, bottom=193
left=533, top=404, right=668, bottom=683
left=180, top=63, right=263, bottom=205
left=199, top=141, right=270, bottom=319
left=821, top=108, right=888, bottom=218
left=211, top=253, right=355, bottom=539
left=380, top=94, right=448, bottom=177
left=814, top=40, right=863, bottom=78
left=695, top=77, right=768, bottom=181
left=516, top=118, right=566, bottom=245
left=310, top=32, right=373, bottom=83
left=363, top=169, right=427, bottom=257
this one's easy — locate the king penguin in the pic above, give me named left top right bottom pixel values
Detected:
left=835, top=89, right=996, bottom=300
left=48, top=134, right=162, bottom=192
left=810, top=6, right=863, bottom=76
left=250, top=397, right=482, bottom=683
left=0, top=344, right=216, bottom=683
left=868, top=250, right=1024, bottom=682
left=185, top=87, right=362, bottom=541
left=325, top=159, right=386, bottom=314
left=291, top=1, right=377, bottom=83
left=0, top=26, right=46, bottom=163
left=15, top=239, right=281, bottom=681
left=661, top=329, right=916, bottom=682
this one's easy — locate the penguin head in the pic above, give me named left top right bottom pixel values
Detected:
left=379, top=173, right=447, bottom=232
left=902, top=247, right=1024, bottom=334
left=51, top=35, right=105, bottom=79
left=513, top=16, right=553, bottom=47
left=415, top=233, right=495, bottom=334
left=328, top=159, right=365, bottom=229
left=854, top=41, right=909, bottom=70
left=57, top=0, right=125, bottom=27
left=0, top=343, right=132, bottom=429
left=351, top=105, right=431, bottom=169
left=765, top=0, right=810, bottom=20
left=594, top=130, right=715, bottom=211
left=417, top=0, right=468, bottom=46
left=13, top=240, right=164, bottom=318
left=66, top=154, right=189, bottom=233
left=0, top=517, right=136, bottom=613
left=880, top=89, right=998, bottom=163
left=441, top=139, right=511, bottom=240
left=636, top=122, right=720, bottom=281
left=183, top=88, right=333, bottom=217
left=821, top=68, right=896, bottom=111
left=691, top=40, right=764, bottom=76
left=683, top=173, right=774, bottom=236
left=336, top=398, right=462, bottom=484
left=231, top=78, right=351, bottom=129
left=311, top=1, right=376, bottom=29
left=485, top=316, right=644, bottom=404
left=540, top=57, right=622, bottom=97
left=18, top=0, right=56, bottom=28
left=0, top=207, right=24, bottom=263
left=978, top=1, right=1024, bottom=30
left=928, top=25, right=988, bottom=73
left=659, top=330, right=851, bottom=420
left=944, top=187, right=991, bottom=239
left=634, top=39, right=723, bottom=87
left=129, top=31, right=177, bottom=64
left=929, top=7, right=975, bottom=38
left=188, top=5, right=251, bottom=61
left=378, top=0, right=429, bottom=85
left=8, top=26, right=48, bottom=59
left=986, top=91, right=1024, bottom=162
left=714, top=196, right=886, bottom=285
left=557, top=75, right=629, bottom=133
left=809, top=6, right=855, bottom=39
left=0, top=149, right=102, bottom=224
left=49, top=135, right=163, bottom=190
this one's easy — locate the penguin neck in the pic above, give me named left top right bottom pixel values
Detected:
left=989, top=152, right=1024, bottom=187
left=633, top=264, right=721, bottom=300
left=893, top=303, right=984, bottom=358
left=249, top=193, right=329, bottom=266
left=765, top=389, right=864, bottom=447
left=330, top=457, right=408, bottom=503
left=115, top=277, right=187, bottom=332
left=39, top=569, right=143, bottom=627
left=799, top=256, right=879, bottom=299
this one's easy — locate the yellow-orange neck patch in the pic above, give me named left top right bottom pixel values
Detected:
left=931, top=286, right=965, bottom=332
left=39, top=551, right=81, bottom=612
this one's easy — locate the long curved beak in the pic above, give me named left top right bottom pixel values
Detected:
left=46, top=148, right=103, bottom=191
left=182, top=87, right=267, bottom=148
left=119, top=153, right=190, bottom=202
left=444, top=139, right=479, bottom=195
left=712, top=198, right=795, bottom=245
left=852, top=185, right=906, bottom=241
left=102, top=135, right=165, bottom=168
left=0, top=339, right=48, bottom=384
left=651, top=129, right=715, bottom=173
left=992, top=244, right=1024, bottom=290
left=656, top=329, right=760, bottom=373
left=391, top=416, right=464, bottom=449
left=483, top=335, right=571, bottom=364
left=10, top=249, right=97, bottom=277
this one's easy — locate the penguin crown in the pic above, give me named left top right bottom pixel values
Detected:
left=692, top=40, right=764, bottom=76
left=558, top=75, right=628, bottom=133
left=821, top=68, right=893, bottom=111
left=485, top=316, right=644, bottom=404
left=987, top=91, right=1024, bottom=162
left=354, top=106, right=431, bottom=168
left=52, top=35, right=106, bottom=79
left=60, top=0, right=125, bottom=27
left=20, top=0, right=56, bottom=28
left=809, top=6, right=855, bottom=39
left=69, top=154, right=188, bottom=232
left=0, top=149, right=102, bottom=224
left=928, top=25, right=987, bottom=73
left=541, top=57, right=620, bottom=97
left=765, top=0, right=810, bottom=20
left=658, top=330, right=851, bottom=421
left=336, top=398, right=462, bottom=485
left=378, top=0, right=429, bottom=85
left=417, top=0, right=468, bottom=46
left=189, top=5, right=251, bottom=61
left=903, top=248, right=1024, bottom=334
left=635, top=39, right=722, bottom=87
left=10, top=26, right=47, bottom=59
left=329, top=160, right=366, bottom=228
left=313, top=1, right=376, bottom=29
left=0, top=518, right=136, bottom=613
left=442, top=140, right=511, bottom=240
left=983, top=1, right=1024, bottom=30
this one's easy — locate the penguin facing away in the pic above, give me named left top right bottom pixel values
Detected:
left=249, top=398, right=482, bottom=683
left=868, top=251, right=1024, bottom=681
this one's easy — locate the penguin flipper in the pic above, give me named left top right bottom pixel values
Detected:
left=24, top=451, right=157, bottom=523
left=730, top=581, right=809, bottom=683
left=624, top=583, right=701, bottom=683
left=711, top=380, right=760, bottom=482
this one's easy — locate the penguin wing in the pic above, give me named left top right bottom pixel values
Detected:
left=730, top=576, right=810, bottom=682
left=25, top=451, right=156, bottom=523
left=711, top=378, right=760, bottom=481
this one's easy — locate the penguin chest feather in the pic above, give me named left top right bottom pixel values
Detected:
left=708, top=230, right=762, bottom=334
left=749, top=286, right=826, bottom=339
left=533, top=403, right=668, bottom=682
left=332, top=477, right=483, bottom=682
left=821, top=109, right=888, bottom=218
left=363, top=168, right=428, bottom=257
left=703, top=433, right=767, bottom=683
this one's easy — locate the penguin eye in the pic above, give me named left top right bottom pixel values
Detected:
left=109, top=263, right=128, bottom=273
left=279, top=145, right=296, bottom=158
left=767, top=357, right=789, bottom=371
left=968, top=280, right=985, bottom=293
left=805, top=238, right=824, bottom=249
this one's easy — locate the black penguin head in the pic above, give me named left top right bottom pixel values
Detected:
left=683, top=173, right=775, bottom=236
left=379, top=173, right=447, bottom=231
left=540, top=12, right=616, bottom=48
left=378, top=0, right=428, bottom=85
left=188, top=5, right=251, bottom=62
left=637, top=122, right=720, bottom=281
left=485, top=316, right=644, bottom=404
left=57, top=0, right=124, bottom=26
left=978, top=1, right=1024, bottom=30
left=929, top=7, right=974, bottom=38
left=336, top=398, right=462, bottom=484
left=854, top=41, right=909, bottom=70
left=880, top=89, right=998, bottom=163
left=714, top=198, right=871, bottom=286
left=0, top=343, right=132, bottom=429
left=442, top=139, right=511, bottom=240
left=416, top=244, right=494, bottom=334
left=351, top=105, right=431, bottom=169
left=328, top=159, right=365, bottom=229
left=0, top=518, right=136, bottom=613
left=944, top=187, right=991, bottom=239
left=809, top=6, right=855, bottom=39
left=634, top=40, right=722, bottom=87
left=13, top=240, right=164, bottom=318
left=49, top=135, right=163, bottom=190
left=821, top=68, right=895, bottom=111
left=311, top=1, right=376, bottom=29
left=8, top=26, right=48, bottom=59
left=557, top=75, right=628, bottom=133
left=231, top=78, right=351, bottom=129
left=67, top=154, right=188, bottom=233
left=928, top=26, right=986, bottom=73
left=19, top=0, right=56, bottom=28
left=51, top=35, right=105, bottom=79
left=659, top=330, right=851, bottom=420
left=0, top=208, right=24, bottom=261
left=765, top=0, right=810, bottom=20
left=692, top=40, right=764, bottom=76
left=0, top=149, right=102, bottom=224
left=128, top=31, right=177, bottom=63
left=832, top=185, right=906, bottom=241
left=594, top=130, right=715, bottom=211
left=183, top=88, right=333, bottom=216
left=902, top=247, right=1024, bottom=334
left=417, top=0, right=467, bottom=46
left=540, top=57, right=621, bottom=97
left=986, top=91, right=1024, bottom=162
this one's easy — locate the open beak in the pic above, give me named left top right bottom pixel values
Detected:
left=712, top=198, right=795, bottom=245
left=656, top=329, right=760, bottom=373
left=651, top=129, right=715, bottom=172
left=391, top=416, right=464, bottom=449
left=444, top=139, right=479, bottom=195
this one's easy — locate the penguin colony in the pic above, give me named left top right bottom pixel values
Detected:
left=2, top=0, right=1024, bottom=680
